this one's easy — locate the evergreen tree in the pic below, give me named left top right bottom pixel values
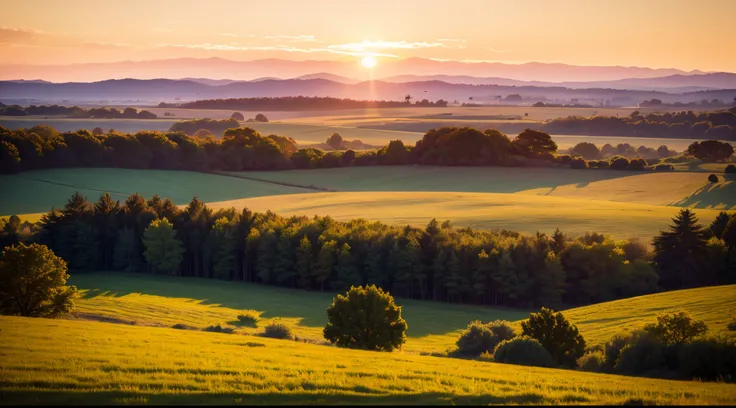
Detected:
left=709, top=211, right=733, bottom=239
left=256, top=230, right=278, bottom=283
left=142, top=218, right=184, bottom=275
left=93, top=193, right=120, bottom=269
left=112, top=227, right=141, bottom=271
left=653, top=209, right=708, bottom=289
left=274, top=233, right=296, bottom=286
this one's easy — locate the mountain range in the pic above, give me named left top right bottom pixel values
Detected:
left=0, top=57, right=718, bottom=84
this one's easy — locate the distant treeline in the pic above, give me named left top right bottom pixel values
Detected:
left=541, top=107, right=736, bottom=141
left=0, top=104, right=158, bottom=119
left=2, top=193, right=734, bottom=309
left=1, top=123, right=726, bottom=175
left=160, top=96, right=449, bottom=111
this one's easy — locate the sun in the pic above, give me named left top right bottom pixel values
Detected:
left=361, top=56, right=377, bottom=68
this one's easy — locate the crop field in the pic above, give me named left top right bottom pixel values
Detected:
left=1, top=273, right=735, bottom=405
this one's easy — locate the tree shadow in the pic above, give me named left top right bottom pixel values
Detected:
left=670, top=180, right=736, bottom=209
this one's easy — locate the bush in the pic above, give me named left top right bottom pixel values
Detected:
left=493, top=336, right=556, bottom=368
left=570, top=157, right=588, bottom=169
left=654, top=163, right=675, bottom=172
left=643, top=310, right=708, bottom=345
left=677, top=336, right=736, bottom=382
left=708, top=174, right=719, bottom=183
left=323, top=285, right=407, bottom=352
left=627, top=158, right=647, bottom=171
left=255, top=113, right=269, bottom=122
left=615, top=331, right=667, bottom=375
left=521, top=307, right=586, bottom=367
left=262, top=321, right=293, bottom=339
left=555, top=154, right=572, bottom=166
left=204, top=324, right=235, bottom=334
left=237, top=310, right=260, bottom=326
left=455, top=320, right=517, bottom=357
left=171, top=323, right=197, bottom=330
left=726, top=164, right=736, bottom=174
left=604, top=332, right=632, bottom=371
left=577, top=350, right=605, bottom=372
left=610, top=156, right=630, bottom=170
left=596, top=160, right=610, bottom=169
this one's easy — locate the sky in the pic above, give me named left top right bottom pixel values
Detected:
left=1, top=0, right=735, bottom=72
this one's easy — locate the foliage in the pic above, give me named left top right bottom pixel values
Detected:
left=262, top=321, right=293, bottom=340
left=142, top=218, right=185, bottom=275
left=521, top=307, right=586, bottom=367
left=203, top=324, right=235, bottom=334
left=455, top=320, right=516, bottom=357
left=577, top=350, right=605, bottom=372
left=492, top=336, right=556, bottom=368
left=237, top=310, right=260, bottom=326
left=687, top=140, right=734, bottom=162
left=323, top=285, right=408, bottom=351
left=643, top=310, right=708, bottom=345
left=708, top=173, right=719, bottom=183
left=0, top=243, right=77, bottom=317
left=653, top=209, right=709, bottom=289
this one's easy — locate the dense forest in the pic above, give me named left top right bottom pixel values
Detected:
left=0, top=105, right=158, bottom=119
left=5, top=123, right=719, bottom=175
left=160, top=96, right=449, bottom=111
left=1, top=193, right=734, bottom=309
left=540, top=107, right=736, bottom=141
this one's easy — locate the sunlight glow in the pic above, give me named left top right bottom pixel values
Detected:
left=361, top=55, right=377, bottom=68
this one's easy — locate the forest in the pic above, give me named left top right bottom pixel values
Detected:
left=161, top=96, right=449, bottom=111
left=1, top=191, right=734, bottom=309
left=0, top=105, right=158, bottom=119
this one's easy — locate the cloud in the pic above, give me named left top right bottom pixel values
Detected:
left=486, top=47, right=513, bottom=53
left=0, top=27, right=45, bottom=45
left=328, top=40, right=444, bottom=51
left=158, top=43, right=399, bottom=58
left=264, top=35, right=318, bottom=43
left=82, top=42, right=130, bottom=50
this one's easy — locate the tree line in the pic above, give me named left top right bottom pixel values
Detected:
left=541, top=107, right=736, bottom=141
left=0, top=105, right=157, bottom=119
left=2, top=192, right=734, bottom=309
left=160, top=96, right=448, bottom=111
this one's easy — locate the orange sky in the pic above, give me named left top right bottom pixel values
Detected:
left=1, top=0, right=735, bottom=72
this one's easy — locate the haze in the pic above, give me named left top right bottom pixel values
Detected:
left=1, top=0, right=735, bottom=73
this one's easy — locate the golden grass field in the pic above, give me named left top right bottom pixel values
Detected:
left=1, top=273, right=735, bottom=405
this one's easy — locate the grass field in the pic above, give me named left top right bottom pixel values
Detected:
left=3, top=315, right=735, bottom=405
left=2, top=273, right=735, bottom=405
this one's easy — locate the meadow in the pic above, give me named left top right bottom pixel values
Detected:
left=1, top=273, right=735, bottom=405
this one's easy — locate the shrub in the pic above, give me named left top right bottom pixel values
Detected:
left=577, top=350, right=605, bottom=372
left=521, top=307, right=586, bottom=367
left=493, top=336, right=556, bottom=368
left=254, top=113, right=269, bottom=122
left=171, top=323, right=197, bottom=330
left=204, top=324, right=235, bottom=334
left=627, top=158, right=647, bottom=171
left=570, top=157, right=588, bottom=169
left=726, top=164, right=736, bottom=174
left=677, top=336, right=736, bottom=382
left=555, top=154, right=572, bottom=166
left=708, top=174, right=719, bottom=183
left=455, top=320, right=517, bottom=357
left=263, top=321, right=293, bottom=340
left=654, top=163, right=674, bottom=172
left=604, top=332, right=632, bottom=371
left=615, top=331, right=667, bottom=375
left=323, top=285, right=407, bottom=352
left=643, top=310, right=708, bottom=345
left=237, top=310, right=260, bottom=326
left=610, top=156, right=630, bottom=170
left=597, top=160, right=610, bottom=169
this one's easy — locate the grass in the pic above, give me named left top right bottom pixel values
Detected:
left=65, top=273, right=736, bottom=353
left=1, top=274, right=736, bottom=404
left=0, top=168, right=305, bottom=216
left=207, top=191, right=725, bottom=240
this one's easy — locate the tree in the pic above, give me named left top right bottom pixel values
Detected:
left=643, top=310, right=708, bottom=345
left=0, top=141, right=21, bottom=174
left=709, top=212, right=732, bottom=239
left=326, top=133, right=344, bottom=150
left=687, top=140, right=734, bottom=162
left=112, top=227, right=141, bottom=271
left=455, top=320, right=516, bottom=357
left=230, top=112, right=245, bottom=121
left=332, top=243, right=360, bottom=291
left=296, top=235, right=312, bottom=289
left=254, top=113, right=269, bottom=122
left=323, top=285, right=408, bottom=351
left=142, top=218, right=184, bottom=275
left=521, top=307, right=586, bottom=367
left=210, top=217, right=237, bottom=280
left=0, top=243, right=77, bottom=317
left=568, top=142, right=602, bottom=160
left=726, top=164, right=736, bottom=174
left=512, top=129, right=558, bottom=158
left=404, top=94, right=412, bottom=104
left=493, top=336, right=556, bottom=368
left=653, top=209, right=708, bottom=289
left=708, top=174, right=719, bottom=183
left=313, top=239, right=337, bottom=291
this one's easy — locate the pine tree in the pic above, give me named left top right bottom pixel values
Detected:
left=113, top=226, right=142, bottom=271
left=709, top=211, right=733, bottom=239
left=142, top=218, right=184, bottom=275
left=653, top=209, right=708, bottom=289
left=93, top=193, right=120, bottom=269
left=274, top=233, right=296, bottom=286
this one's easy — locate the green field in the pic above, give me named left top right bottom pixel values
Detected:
left=1, top=273, right=735, bottom=405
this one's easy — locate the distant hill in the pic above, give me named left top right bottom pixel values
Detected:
left=294, top=72, right=359, bottom=84
left=0, top=57, right=715, bottom=83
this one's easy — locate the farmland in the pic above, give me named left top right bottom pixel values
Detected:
left=1, top=273, right=735, bottom=405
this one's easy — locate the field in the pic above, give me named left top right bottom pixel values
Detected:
left=1, top=273, right=735, bottom=405
left=3, top=167, right=733, bottom=240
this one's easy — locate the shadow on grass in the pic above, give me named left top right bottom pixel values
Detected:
left=671, top=180, right=736, bottom=209
left=0, top=390, right=551, bottom=405
left=70, top=272, right=531, bottom=338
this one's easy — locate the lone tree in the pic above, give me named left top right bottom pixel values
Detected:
left=230, top=112, right=245, bottom=121
left=326, top=133, right=344, bottom=150
left=323, top=285, right=408, bottom=351
left=0, top=243, right=77, bottom=317
left=254, top=113, right=269, bottom=122
left=653, top=209, right=708, bottom=289
left=687, top=140, right=734, bottom=162
left=521, top=307, right=586, bottom=367
left=142, top=218, right=185, bottom=275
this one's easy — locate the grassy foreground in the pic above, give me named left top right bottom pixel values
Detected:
left=66, top=273, right=736, bottom=353
left=2, top=315, right=735, bottom=405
